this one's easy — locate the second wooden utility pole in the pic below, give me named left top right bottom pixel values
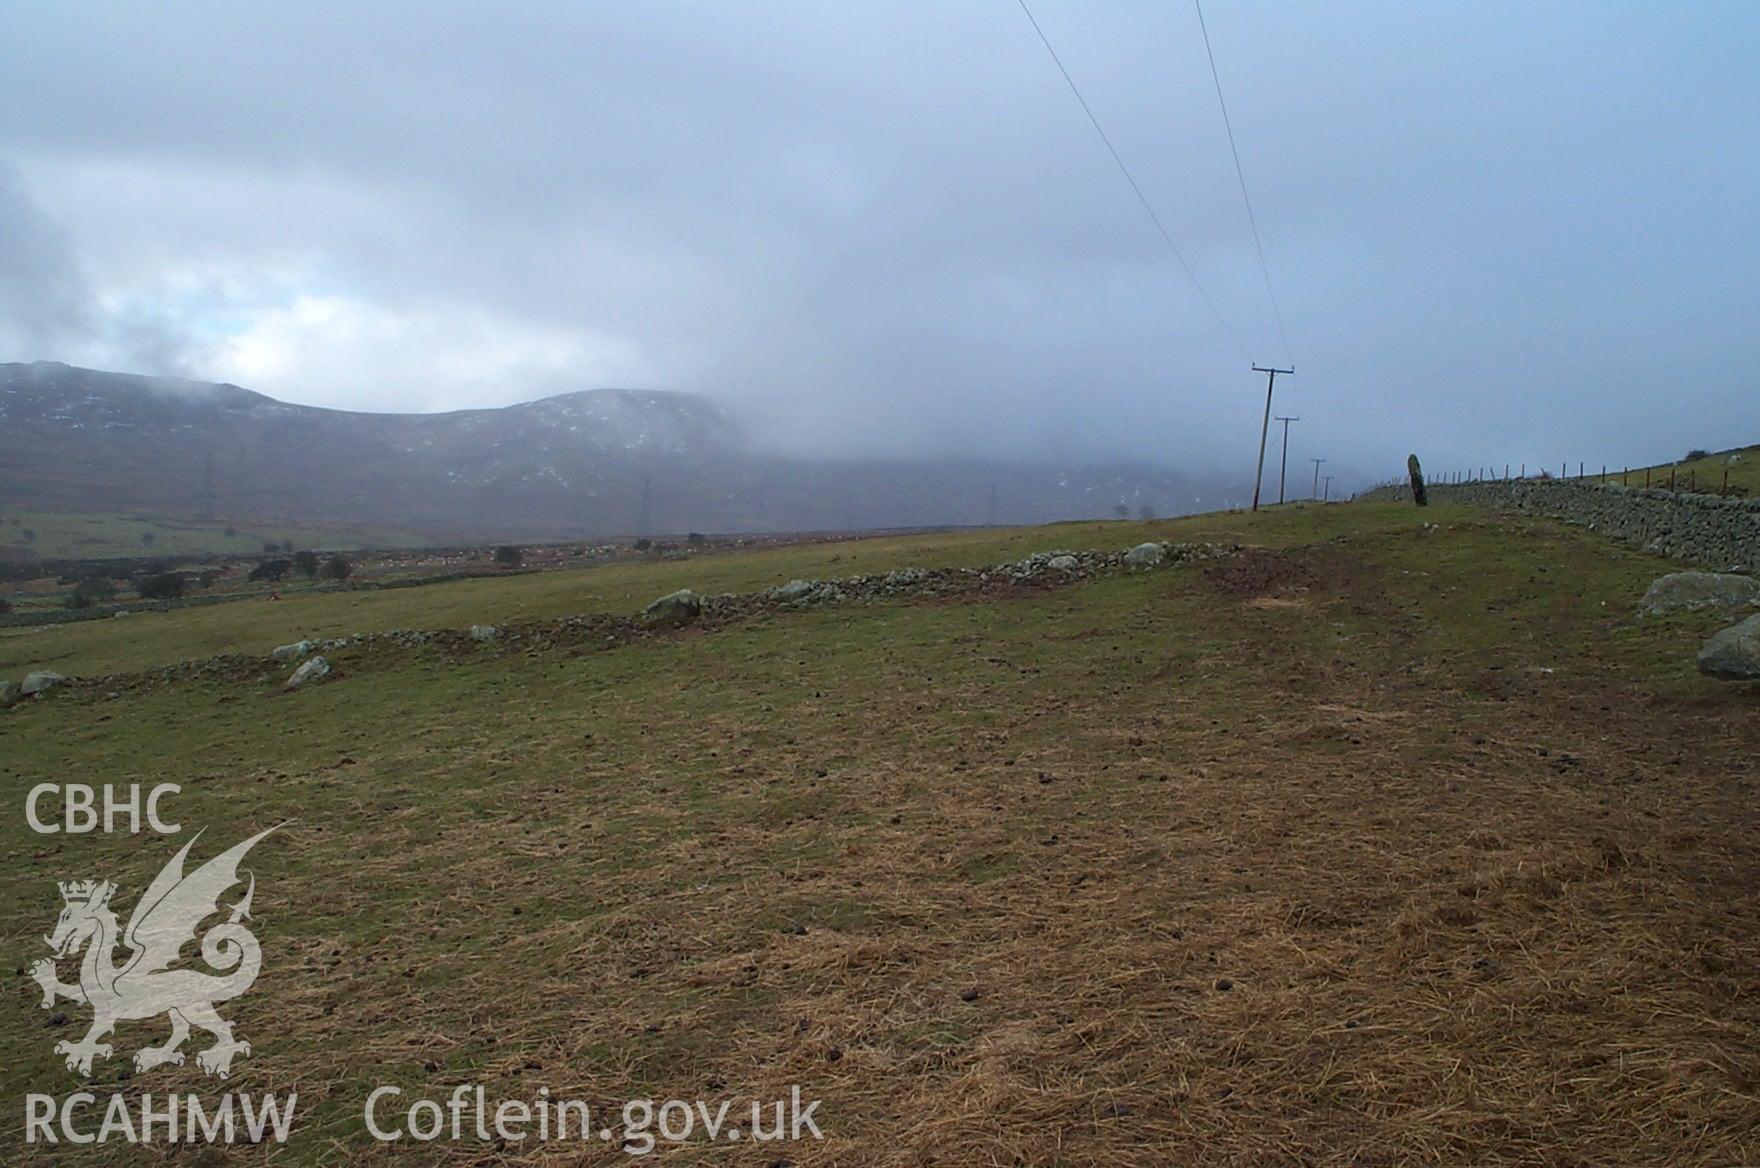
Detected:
left=1250, top=365, right=1295, bottom=512
left=1274, top=415, right=1299, bottom=505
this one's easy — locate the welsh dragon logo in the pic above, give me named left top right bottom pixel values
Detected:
left=29, top=826, right=281, bottom=1079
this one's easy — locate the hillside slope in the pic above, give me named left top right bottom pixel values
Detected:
left=0, top=362, right=1236, bottom=539
left=2, top=504, right=1754, bottom=1165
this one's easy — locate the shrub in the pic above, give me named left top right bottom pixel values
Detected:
left=493, top=545, right=523, bottom=568
left=292, top=550, right=321, bottom=578
left=1685, top=449, right=1711, bottom=462
left=321, top=555, right=352, bottom=580
left=249, top=558, right=291, bottom=583
left=136, top=572, right=187, bottom=600
left=634, top=538, right=652, bottom=552
left=687, top=532, right=707, bottom=546
left=76, top=575, right=119, bottom=604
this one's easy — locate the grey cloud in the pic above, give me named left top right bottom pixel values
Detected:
left=0, top=1, right=1755, bottom=489
left=0, top=165, right=92, bottom=356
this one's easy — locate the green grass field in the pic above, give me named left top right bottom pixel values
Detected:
left=0, top=507, right=428, bottom=561
left=3, top=503, right=1394, bottom=679
left=1, top=501, right=1755, bottom=1165
left=1607, top=443, right=1760, bottom=495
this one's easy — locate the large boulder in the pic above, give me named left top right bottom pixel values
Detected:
left=0, top=679, right=20, bottom=707
left=20, top=671, right=66, bottom=696
left=271, top=639, right=315, bottom=663
left=642, top=589, right=701, bottom=628
left=1640, top=571, right=1760, bottom=615
left=286, top=656, right=331, bottom=689
left=469, top=624, right=501, bottom=642
left=1045, top=554, right=1080, bottom=573
left=1697, top=614, right=1760, bottom=680
left=1123, top=542, right=1166, bottom=569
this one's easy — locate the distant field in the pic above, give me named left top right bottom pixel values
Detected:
left=0, top=507, right=428, bottom=560
left=1639, top=443, right=1759, bottom=495
left=2, top=499, right=1754, bottom=1165
left=1587, top=443, right=1759, bottom=495
left=2, top=503, right=1398, bottom=678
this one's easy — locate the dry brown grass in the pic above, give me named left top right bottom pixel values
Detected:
left=2, top=510, right=1756, bottom=1165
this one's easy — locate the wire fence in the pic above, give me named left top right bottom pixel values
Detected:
left=1360, top=456, right=1750, bottom=500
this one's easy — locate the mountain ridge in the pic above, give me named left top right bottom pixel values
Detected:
left=0, top=361, right=1243, bottom=540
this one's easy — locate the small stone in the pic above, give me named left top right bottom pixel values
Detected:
left=1697, top=613, right=1760, bottom=680
left=285, top=656, right=331, bottom=689
left=1640, top=571, right=1760, bottom=615
left=642, top=589, right=701, bottom=628
left=771, top=579, right=820, bottom=602
left=1123, top=542, right=1166, bottom=569
left=20, top=671, right=66, bottom=696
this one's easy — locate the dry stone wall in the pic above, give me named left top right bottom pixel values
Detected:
left=1359, top=479, right=1760, bottom=573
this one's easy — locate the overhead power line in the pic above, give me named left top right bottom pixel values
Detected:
left=1014, top=0, right=1250, bottom=359
left=1192, top=0, right=1293, bottom=365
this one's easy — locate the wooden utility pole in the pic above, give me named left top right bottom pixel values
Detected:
left=1249, top=365, right=1294, bottom=511
left=1323, top=475, right=1333, bottom=502
left=1309, top=457, right=1327, bottom=501
left=1274, top=415, right=1299, bottom=505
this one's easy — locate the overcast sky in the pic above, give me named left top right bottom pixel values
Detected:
left=2, top=2, right=1755, bottom=486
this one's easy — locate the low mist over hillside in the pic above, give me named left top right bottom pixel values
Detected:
left=0, top=362, right=1240, bottom=540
